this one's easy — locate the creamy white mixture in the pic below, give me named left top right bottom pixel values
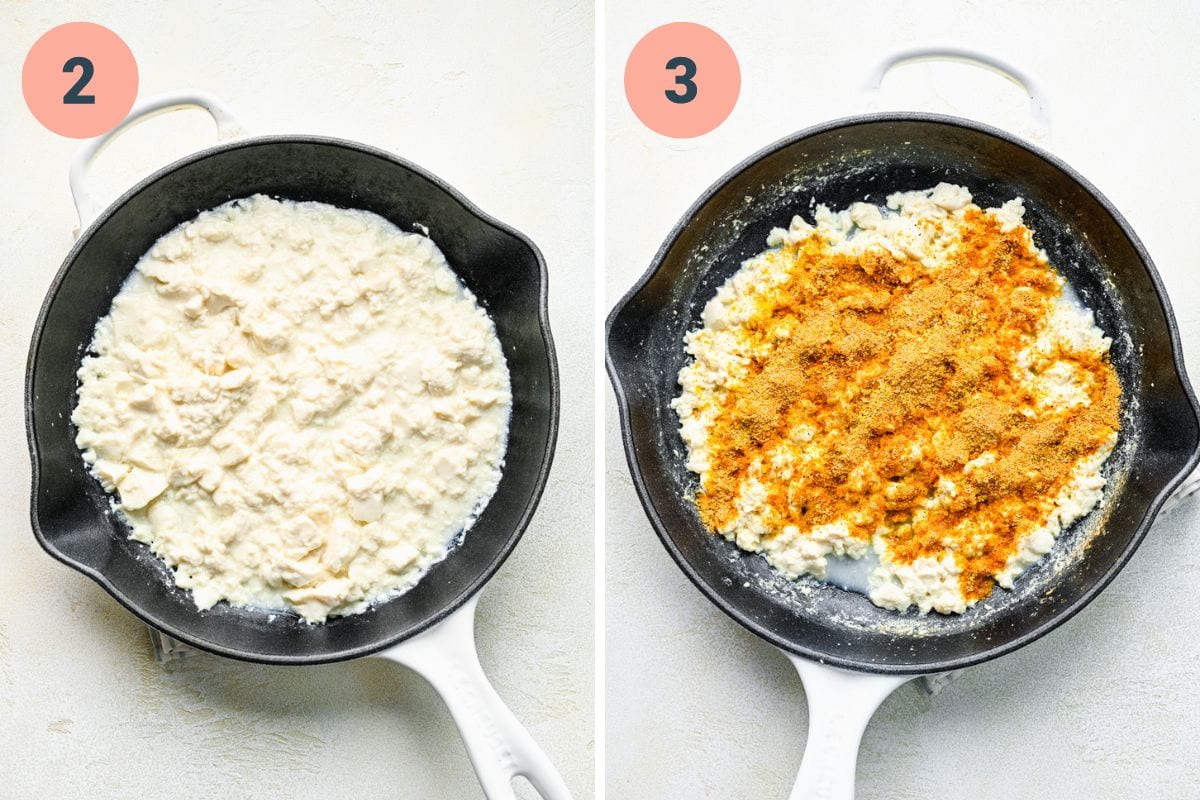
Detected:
left=673, top=184, right=1116, bottom=614
left=73, top=195, right=511, bottom=622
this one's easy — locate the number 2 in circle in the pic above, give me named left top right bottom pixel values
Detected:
left=665, top=56, right=697, bottom=104
left=62, top=56, right=96, bottom=105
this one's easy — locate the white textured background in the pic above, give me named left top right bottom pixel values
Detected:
left=606, top=2, right=1200, bottom=798
left=1, top=2, right=593, bottom=798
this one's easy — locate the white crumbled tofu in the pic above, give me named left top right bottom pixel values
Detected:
left=73, top=195, right=512, bottom=623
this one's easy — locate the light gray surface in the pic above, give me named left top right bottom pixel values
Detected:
left=1, top=2, right=593, bottom=798
left=605, top=1, right=1200, bottom=797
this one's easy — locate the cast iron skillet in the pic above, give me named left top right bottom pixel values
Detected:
left=606, top=112, right=1200, bottom=675
left=27, top=94, right=572, bottom=800
left=27, top=120, right=558, bottom=665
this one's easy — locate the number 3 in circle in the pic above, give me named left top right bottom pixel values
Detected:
left=665, top=56, right=697, bottom=104
left=62, top=56, right=96, bottom=105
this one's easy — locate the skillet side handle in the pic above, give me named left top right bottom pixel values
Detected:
left=863, top=46, right=1050, bottom=144
left=69, top=92, right=245, bottom=233
left=788, top=656, right=913, bottom=800
left=374, top=595, right=574, bottom=800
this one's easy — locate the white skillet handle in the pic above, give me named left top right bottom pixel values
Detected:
left=69, top=92, right=245, bottom=231
left=374, top=595, right=574, bottom=800
left=864, top=46, right=1050, bottom=144
left=788, top=656, right=914, bottom=800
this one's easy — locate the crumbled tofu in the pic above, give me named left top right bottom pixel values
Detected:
left=73, top=195, right=511, bottom=622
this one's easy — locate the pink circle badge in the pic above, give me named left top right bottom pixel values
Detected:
left=23, top=22, right=138, bottom=139
left=624, top=22, right=740, bottom=139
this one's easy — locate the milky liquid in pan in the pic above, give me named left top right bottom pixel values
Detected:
left=823, top=554, right=876, bottom=595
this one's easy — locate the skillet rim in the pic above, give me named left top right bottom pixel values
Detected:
left=25, top=134, right=560, bottom=665
left=605, top=111, right=1200, bottom=674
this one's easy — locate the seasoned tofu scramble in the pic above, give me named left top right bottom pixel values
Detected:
left=673, top=184, right=1121, bottom=614
left=73, top=195, right=511, bottom=622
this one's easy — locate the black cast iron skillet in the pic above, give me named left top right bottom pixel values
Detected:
left=27, top=126, right=558, bottom=665
left=607, top=112, right=1200, bottom=676
left=27, top=96, right=572, bottom=799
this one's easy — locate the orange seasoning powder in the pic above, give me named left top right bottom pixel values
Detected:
left=696, top=208, right=1121, bottom=605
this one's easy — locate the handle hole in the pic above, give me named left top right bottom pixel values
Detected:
left=879, top=59, right=1031, bottom=129
left=83, top=107, right=220, bottom=217
left=512, top=776, right=547, bottom=799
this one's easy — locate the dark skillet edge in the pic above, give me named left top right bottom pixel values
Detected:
left=604, top=111, right=1200, bottom=675
left=25, top=134, right=561, bottom=665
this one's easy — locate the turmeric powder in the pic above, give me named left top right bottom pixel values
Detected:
left=687, top=199, right=1120, bottom=608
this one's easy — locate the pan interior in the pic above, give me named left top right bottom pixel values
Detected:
left=607, top=116, right=1200, bottom=672
left=28, top=138, right=556, bottom=663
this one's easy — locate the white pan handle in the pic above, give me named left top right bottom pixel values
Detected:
left=864, top=46, right=1050, bottom=144
left=373, top=595, right=574, bottom=800
left=787, top=655, right=914, bottom=800
left=69, top=91, right=245, bottom=232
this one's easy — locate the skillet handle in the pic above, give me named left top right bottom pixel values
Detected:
left=787, top=656, right=913, bottom=800
left=864, top=46, right=1050, bottom=143
left=373, top=595, right=574, bottom=800
left=69, top=92, right=245, bottom=233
